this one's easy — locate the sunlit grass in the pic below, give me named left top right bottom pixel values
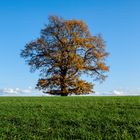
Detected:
left=0, top=96, right=140, bottom=139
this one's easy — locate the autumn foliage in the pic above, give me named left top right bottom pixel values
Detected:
left=21, top=16, right=109, bottom=96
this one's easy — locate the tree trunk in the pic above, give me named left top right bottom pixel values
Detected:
left=60, top=67, right=68, bottom=96
left=60, top=93, right=68, bottom=96
left=60, top=84, right=68, bottom=96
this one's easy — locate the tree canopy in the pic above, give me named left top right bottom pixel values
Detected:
left=21, top=16, right=109, bottom=96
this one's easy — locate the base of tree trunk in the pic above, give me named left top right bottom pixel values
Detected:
left=60, top=94, right=68, bottom=96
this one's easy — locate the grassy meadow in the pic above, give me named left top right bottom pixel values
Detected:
left=0, top=96, right=140, bottom=140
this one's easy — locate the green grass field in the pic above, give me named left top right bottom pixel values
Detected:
left=0, top=96, right=140, bottom=140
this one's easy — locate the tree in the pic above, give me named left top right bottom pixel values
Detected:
left=21, top=16, right=109, bottom=96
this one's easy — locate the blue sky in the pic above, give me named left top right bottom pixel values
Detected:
left=0, top=0, right=140, bottom=95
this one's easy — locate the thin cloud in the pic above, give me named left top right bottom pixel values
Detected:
left=0, top=88, right=31, bottom=94
left=0, top=87, right=42, bottom=96
left=111, top=89, right=140, bottom=96
left=112, top=90, right=125, bottom=96
left=0, top=88, right=139, bottom=96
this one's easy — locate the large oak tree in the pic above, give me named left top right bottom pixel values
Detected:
left=21, top=16, right=109, bottom=96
